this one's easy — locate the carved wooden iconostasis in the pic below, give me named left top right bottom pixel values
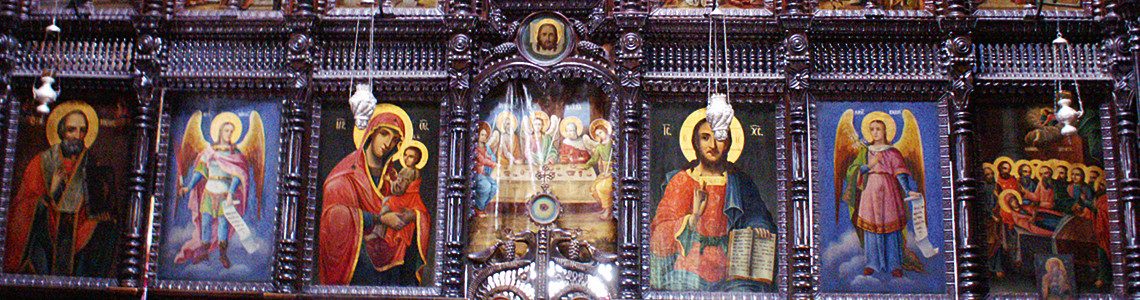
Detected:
left=0, top=0, right=1138, bottom=298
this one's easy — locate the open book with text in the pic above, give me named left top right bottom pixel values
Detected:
left=727, top=228, right=776, bottom=283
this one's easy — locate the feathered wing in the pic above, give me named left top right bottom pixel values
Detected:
left=236, top=111, right=266, bottom=220
left=895, top=109, right=925, bottom=196
left=833, top=109, right=860, bottom=224
left=487, top=130, right=501, bottom=156
left=894, top=109, right=928, bottom=273
left=177, top=111, right=210, bottom=188
left=546, top=114, right=561, bottom=138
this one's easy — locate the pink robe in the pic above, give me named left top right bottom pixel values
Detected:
left=855, top=148, right=910, bottom=234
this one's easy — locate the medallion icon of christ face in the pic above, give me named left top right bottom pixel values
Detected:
left=518, top=15, right=574, bottom=66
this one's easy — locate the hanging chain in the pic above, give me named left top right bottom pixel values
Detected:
left=351, top=19, right=361, bottom=89
left=722, top=16, right=729, bottom=101
left=707, top=11, right=714, bottom=98
left=369, top=6, right=377, bottom=87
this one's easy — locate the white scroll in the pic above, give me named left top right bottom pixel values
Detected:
left=907, top=194, right=939, bottom=258
left=222, top=200, right=260, bottom=254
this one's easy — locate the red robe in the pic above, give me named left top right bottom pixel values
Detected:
left=319, top=149, right=430, bottom=285
left=650, top=171, right=729, bottom=284
left=996, top=175, right=1019, bottom=192
left=4, top=149, right=99, bottom=273
left=558, top=142, right=591, bottom=164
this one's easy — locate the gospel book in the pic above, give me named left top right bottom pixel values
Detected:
left=726, top=228, right=776, bottom=283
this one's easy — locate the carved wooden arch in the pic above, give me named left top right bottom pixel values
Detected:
left=464, top=37, right=625, bottom=300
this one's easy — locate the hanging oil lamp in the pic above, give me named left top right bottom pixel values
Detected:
left=347, top=17, right=377, bottom=129
left=705, top=8, right=733, bottom=141
left=1051, top=28, right=1083, bottom=136
left=35, top=17, right=63, bottom=114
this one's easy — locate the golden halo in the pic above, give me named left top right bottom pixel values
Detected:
left=1012, top=159, right=1033, bottom=178
left=398, top=140, right=430, bottom=169
left=1029, top=159, right=1044, bottom=170
left=560, top=116, right=583, bottom=138
left=530, top=110, right=550, bottom=133
left=495, top=111, right=518, bottom=134
left=46, top=101, right=99, bottom=148
left=588, top=119, right=612, bottom=141
left=1069, top=163, right=1089, bottom=182
left=354, top=103, right=414, bottom=149
left=998, top=189, right=1022, bottom=213
left=1048, top=159, right=1072, bottom=180
left=1087, top=166, right=1105, bottom=184
left=860, top=111, right=897, bottom=144
left=678, top=108, right=744, bottom=164
left=982, top=162, right=995, bottom=176
left=209, top=112, right=244, bottom=144
left=1033, top=162, right=1053, bottom=180
left=994, top=156, right=1015, bottom=176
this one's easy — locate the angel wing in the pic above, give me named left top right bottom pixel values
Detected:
left=894, top=109, right=925, bottom=195
left=236, top=111, right=266, bottom=220
left=177, top=111, right=210, bottom=190
left=545, top=114, right=561, bottom=138
left=487, top=129, right=502, bottom=155
left=833, top=109, right=861, bottom=224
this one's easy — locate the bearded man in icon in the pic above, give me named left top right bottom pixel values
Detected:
left=650, top=111, right=776, bottom=292
left=5, top=102, right=118, bottom=277
left=534, top=23, right=559, bottom=55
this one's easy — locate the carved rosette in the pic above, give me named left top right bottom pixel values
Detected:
left=784, top=33, right=810, bottom=91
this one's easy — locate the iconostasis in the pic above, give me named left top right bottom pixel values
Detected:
left=0, top=0, right=1136, bottom=299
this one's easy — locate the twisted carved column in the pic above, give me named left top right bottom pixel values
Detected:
left=443, top=2, right=475, bottom=294
left=779, top=11, right=813, bottom=300
left=120, top=0, right=167, bottom=287
left=0, top=0, right=21, bottom=239
left=277, top=0, right=315, bottom=292
left=0, top=0, right=20, bottom=165
left=939, top=1, right=985, bottom=295
left=1102, top=6, right=1140, bottom=295
left=615, top=30, right=645, bottom=300
left=612, top=1, right=645, bottom=298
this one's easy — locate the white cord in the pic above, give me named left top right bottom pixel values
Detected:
left=722, top=16, right=729, bottom=100
left=707, top=12, right=714, bottom=97
left=1067, top=38, right=1083, bottom=114
left=369, top=7, right=376, bottom=87
left=351, top=19, right=360, bottom=88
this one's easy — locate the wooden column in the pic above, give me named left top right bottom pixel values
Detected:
left=277, top=0, right=316, bottom=292
left=940, top=0, right=985, bottom=295
left=778, top=2, right=814, bottom=297
left=119, top=0, right=168, bottom=287
left=443, top=0, right=476, bottom=295
left=614, top=1, right=646, bottom=298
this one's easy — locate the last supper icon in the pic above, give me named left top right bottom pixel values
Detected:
left=467, top=80, right=614, bottom=255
